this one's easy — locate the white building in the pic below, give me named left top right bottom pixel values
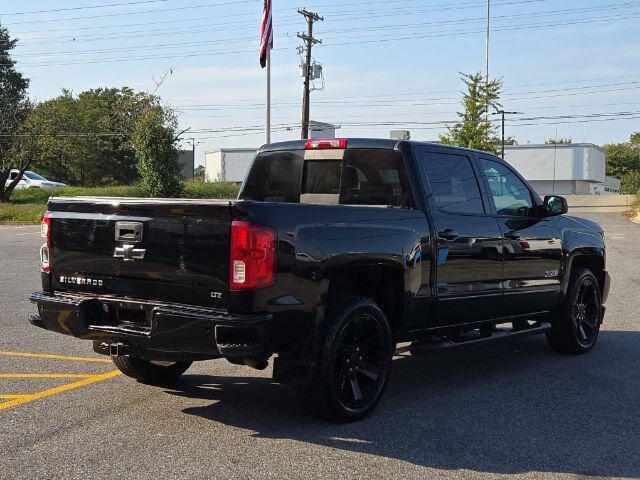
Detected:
left=503, top=143, right=619, bottom=196
left=204, top=148, right=257, bottom=183
left=309, top=120, right=338, bottom=139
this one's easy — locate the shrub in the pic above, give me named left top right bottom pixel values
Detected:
left=132, top=110, right=183, bottom=198
left=621, top=171, right=640, bottom=195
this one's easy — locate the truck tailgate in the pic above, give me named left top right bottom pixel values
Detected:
left=47, top=197, right=232, bottom=309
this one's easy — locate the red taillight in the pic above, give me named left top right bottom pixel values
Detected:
left=230, top=221, right=276, bottom=290
left=40, top=212, right=52, bottom=273
left=305, top=138, right=347, bottom=150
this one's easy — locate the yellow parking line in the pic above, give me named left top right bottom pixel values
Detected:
left=0, top=350, right=112, bottom=363
left=0, top=394, right=31, bottom=399
left=0, top=370, right=121, bottom=411
left=0, top=373, right=96, bottom=379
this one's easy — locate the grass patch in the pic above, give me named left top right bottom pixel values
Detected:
left=1, top=181, right=241, bottom=224
left=9, top=185, right=143, bottom=205
left=9, top=181, right=240, bottom=206
left=0, top=203, right=48, bottom=224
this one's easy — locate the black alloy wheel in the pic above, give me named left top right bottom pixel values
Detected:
left=333, top=311, right=390, bottom=412
left=547, top=267, right=602, bottom=354
left=300, top=298, right=393, bottom=422
left=573, top=277, right=600, bottom=347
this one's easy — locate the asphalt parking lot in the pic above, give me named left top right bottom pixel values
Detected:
left=1, top=213, right=639, bottom=480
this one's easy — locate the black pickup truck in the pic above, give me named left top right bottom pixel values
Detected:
left=30, top=138, right=610, bottom=421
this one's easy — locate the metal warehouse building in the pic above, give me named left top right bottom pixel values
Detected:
left=503, top=143, right=620, bottom=196
left=204, top=148, right=257, bottom=183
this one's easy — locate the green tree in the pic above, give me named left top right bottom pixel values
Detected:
left=620, top=170, right=640, bottom=195
left=545, top=137, right=572, bottom=144
left=193, top=165, right=205, bottom=181
left=132, top=109, right=184, bottom=197
left=24, top=87, right=171, bottom=186
left=0, top=23, right=32, bottom=202
left=604, top=132, right=640, bottom=179
left=440, top=72, right=502, bottom=155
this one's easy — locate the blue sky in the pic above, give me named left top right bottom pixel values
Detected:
left=2, top=0, right=639, bottom=163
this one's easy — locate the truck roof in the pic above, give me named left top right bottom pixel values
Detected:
left=260, top=138, right=492, bottom=156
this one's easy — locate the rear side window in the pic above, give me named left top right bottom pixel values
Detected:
left=340, top=149, right=413, bottom=207
left=419, top=151, right=484, bottom=215
left=240, top=148, right=413, bottom=208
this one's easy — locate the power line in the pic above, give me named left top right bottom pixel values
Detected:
left=5, top=72, right=640, bottom=105
left=1, top=0, right=257, bottom=26
left=5, top=0, right=549, bottom=40
left=5, top=109, right=637, bottom=140
left=8, top=10, right=640, bottom=67
left=14, top=1, right=636, bottom=51
left=1, top=0, right=170, bottom=16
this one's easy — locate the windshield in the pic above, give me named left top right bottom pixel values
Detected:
left=24, top=171, right=46, bottom=181
left=240, top=148, right=414, bottom=208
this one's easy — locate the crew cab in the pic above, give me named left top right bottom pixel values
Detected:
left=30, top=139, right=610, bottom=421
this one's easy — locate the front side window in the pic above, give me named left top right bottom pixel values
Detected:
left=419, top=151, right=484, bottom=215
left=480, top=159, right=533, bottom=216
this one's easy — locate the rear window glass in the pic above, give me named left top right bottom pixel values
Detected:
left=303, top=160, right=341, bottom=194
left=239, top=148, right=413, bottom=208
left=240, top=151, right=303, bottom=203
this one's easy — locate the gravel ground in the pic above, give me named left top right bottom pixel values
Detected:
left=0, top=213, right=638, bottom=480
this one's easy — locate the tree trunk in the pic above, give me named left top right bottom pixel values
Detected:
left=0, top=160, right=31, bottom=202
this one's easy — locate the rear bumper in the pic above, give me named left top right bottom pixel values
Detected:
left=29, top=291, right=272, bottom=361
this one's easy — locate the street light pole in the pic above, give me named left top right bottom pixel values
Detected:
left=494, top=110, right=522, bottom=158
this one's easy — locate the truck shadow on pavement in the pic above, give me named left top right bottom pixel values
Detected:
left=166, top=331, right=640, bottom=478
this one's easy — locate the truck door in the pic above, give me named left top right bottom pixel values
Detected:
left=477, top=157, right=563, bottom=316
left=415, top=147, right=504, bottom=325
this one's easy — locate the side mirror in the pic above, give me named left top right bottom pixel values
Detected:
left=544, top=195, right=568, bottom=216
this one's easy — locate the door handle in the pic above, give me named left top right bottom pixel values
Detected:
left=438, top=229, right=458, bottom=241
left=505, top=231, right=521, bottom=240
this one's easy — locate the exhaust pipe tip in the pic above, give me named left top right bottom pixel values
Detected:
left=109, top=343, right=129, bottom=357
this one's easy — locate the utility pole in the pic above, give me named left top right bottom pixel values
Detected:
left=297, top=8, right=323, bottom=140
left=484, top=0, right=491, bottom=120
left=187, top=137, right=202, bottom=178
left=494, top=110, right=522, bottom=158
left=485, top=0, right=490, bottom=84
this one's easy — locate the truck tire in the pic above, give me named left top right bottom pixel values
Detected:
left=300, top=298, right=393, bottom=422
left=112, top=356, right=192, bottom=384
left=546, top=267, right=602, bottom=354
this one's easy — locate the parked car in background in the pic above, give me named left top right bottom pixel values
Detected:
left=5, top=170, right=67, bottom=190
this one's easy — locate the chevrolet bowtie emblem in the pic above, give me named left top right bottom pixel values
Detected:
left=114, top=244, right=146, bottom=262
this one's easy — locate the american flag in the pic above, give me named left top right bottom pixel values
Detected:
left=259, top=0, right=273, bottom=68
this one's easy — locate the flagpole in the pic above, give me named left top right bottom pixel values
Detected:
left=266, top=48, right=271, bottom=144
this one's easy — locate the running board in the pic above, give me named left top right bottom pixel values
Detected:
left=398, top=322, right=551, bottom=355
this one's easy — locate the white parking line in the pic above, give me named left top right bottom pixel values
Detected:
left=0, top=226, right=39, bottom=231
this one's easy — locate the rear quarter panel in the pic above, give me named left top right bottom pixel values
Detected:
left=231, top=201, right=430, bottom=352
